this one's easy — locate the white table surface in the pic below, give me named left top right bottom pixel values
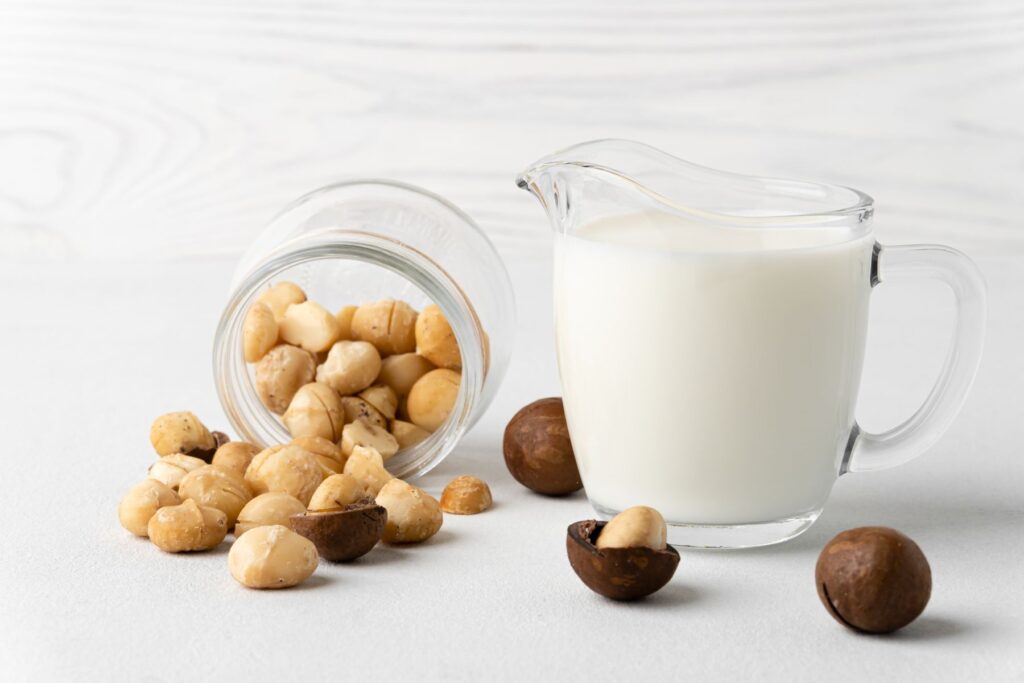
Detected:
left=1, top=1, right=1022, bottom=680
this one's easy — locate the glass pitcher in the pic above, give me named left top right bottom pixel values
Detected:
left=517, top=139, right=986, bottom=548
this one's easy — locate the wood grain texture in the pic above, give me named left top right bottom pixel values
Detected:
left=1, top=0, right=1022, bottom=263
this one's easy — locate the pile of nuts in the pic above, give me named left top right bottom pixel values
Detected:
left=118, top=410, right=492, bottom=589
left=244, top=281, right=464, bottom=454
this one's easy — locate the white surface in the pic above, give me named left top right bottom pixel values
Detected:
left=1, top=0, right=1022, bottom=681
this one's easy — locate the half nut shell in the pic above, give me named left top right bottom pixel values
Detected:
left=290, top=500, right=386, bottom=562
left=566, top=520, right=679, bottom=601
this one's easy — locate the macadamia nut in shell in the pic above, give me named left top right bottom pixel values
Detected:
left=596, top=506, right=667, bottom=551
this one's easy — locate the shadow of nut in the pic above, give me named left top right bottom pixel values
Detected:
left=566, top=520, right=680, bottom=601
left=290, top=500, right=387, bottom=562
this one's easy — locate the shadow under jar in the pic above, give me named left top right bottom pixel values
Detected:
left=214, top=181, right=515, bottom=481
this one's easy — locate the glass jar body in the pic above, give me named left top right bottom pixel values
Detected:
left=213, top=181, right=515, bottom=480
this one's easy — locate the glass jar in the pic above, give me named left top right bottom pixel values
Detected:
left=213, top=180, right=515, bottom=480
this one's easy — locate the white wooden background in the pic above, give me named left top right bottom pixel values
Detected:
left=1, top=1, right=1022, bottom=681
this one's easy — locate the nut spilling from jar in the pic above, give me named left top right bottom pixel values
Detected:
left=566, top=506, right=679, bottom=601
left=242, top=284, right=470, bottom=456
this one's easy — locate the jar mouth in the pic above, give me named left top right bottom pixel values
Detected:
left=213, top=228, right=488, bottom=481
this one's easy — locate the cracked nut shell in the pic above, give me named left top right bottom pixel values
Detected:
left=503, top=398, right=582, bottom=496
left=566, top=520, right=679, bottom=601
left=290, top=500, right=387, bottom=562
left=815, top=526, right=931, bottom=634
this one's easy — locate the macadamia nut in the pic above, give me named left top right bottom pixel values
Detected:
left=279, top=301, right=342, bottom=353
left=149, top=412, right=216, bottom=457
left=342, top=446, right=393, bottom=497
left=390, top=420, right=431, bottom=450
left=315, top=341, right=382, bottom=396
left=335, top=305, right=357, bottom=340
left=596, top=506, right=667, bottom=551
left=118, top=479, right=181, bottom=536
left=291, top=436, right=346, bottom=475
left=235, top=492, right=307, bottom=537
left=228, top=524, right=318, bottom=589
left=407, top=369, right=460, bottom=432
left=340, top=396, right=386, bottom=428
left=308, top=473, right=365, bottom=512
left=148, top=454, right=207, bottom=490
left=378, top=353, right=436, bottom=398
left=351, top=299, right=418, bottom=356
left=245, top=444, right=324, bottom=506
left=341, top=418, right=399, bottom=460
left=415, top=304, right=460, bottom=370
left=148, top=499, right=227, bottom=553
left=255, top=344, right=317, bottom=414
left=211, top=441, right=261, bottom=476
left=375, top=479, right=443, bottom=544
left=358, top=384, right=398, bottom=420
left=257, top=281, right=306, bottom=322
left=178, top=465, right=253, bottom=528
left=283, top=382, right=345, bottom=442
left=439, top=475, right=492, bottom=515
left=243, top=302, right=278, bottom=362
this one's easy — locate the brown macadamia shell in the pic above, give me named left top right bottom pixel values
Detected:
left=816, top=526, right=932, bottom=634
left=291, top=501, right=387, bottom=562
left=566, top=520, right=679, bottom=601
left=503, top=398, right=582, bottom=496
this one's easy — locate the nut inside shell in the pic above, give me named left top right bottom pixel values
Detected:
left=290, top=499, right=386, bottom=563
left=566, top=520, right=679, bottom=601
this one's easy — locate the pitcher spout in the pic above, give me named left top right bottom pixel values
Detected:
left=516, top=139, right=873, bottom=235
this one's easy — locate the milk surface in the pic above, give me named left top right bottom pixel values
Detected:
left=554, top=211, right=873, bottom=524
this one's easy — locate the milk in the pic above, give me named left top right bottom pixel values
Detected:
left=554, top=211, right=873, bottom=524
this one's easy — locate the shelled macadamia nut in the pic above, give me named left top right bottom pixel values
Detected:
left=315, top=341, right=382, bottom=396
left=148, top=499, right=227, bottom=553
left=256, top=281, right=306, bottom=322
left=407, top=369, right=460, bottom=432
left=378, top=353, right=436, bottom=398
left=308, top=473, right=365, bottom=512
left=439, top=475, right=492, bottom=515
left=390, top=420, right=431, bottom=450
left=235, top=492, right=307, bottom=537
left=343, top=446, right=393, bottom=497
left=358, top=385, right=398, bottom=420
left=211, top=441, right=261, bottom=476
left=150, top=412, right=216, bottom=458
left=178, top=465, right=253, bottom=528
left=118, top=479, right=181, bottom=536
left=335, top=305, right=357, bottom=341
left=351, top=300, right=418, bottom=356
left=596, top=506, right=667, bottom=551
left=291, top=436, right=346, bottom=475
left=283, top=382, right=345, bottom=442
left=340, top=396, right=386, bottom=428
left=243, top=302, right=278, bottom=362
left=255, top=344, right=317, bottom=414
left=245, top=444, right=323, bottom=505
left=148, top=454, right=207, bottom=491
left=279, top=301, right=342, bottom=353
left=228, top=524, right=318, bottom=589
left=415, top=304, right=460, bottom=370
left=341, top=418, right=399, bottom=460
left=375, top=479, right=443, bottom=544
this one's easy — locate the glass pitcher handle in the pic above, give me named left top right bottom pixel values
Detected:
left=844, top=243, right=987, bottom=473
